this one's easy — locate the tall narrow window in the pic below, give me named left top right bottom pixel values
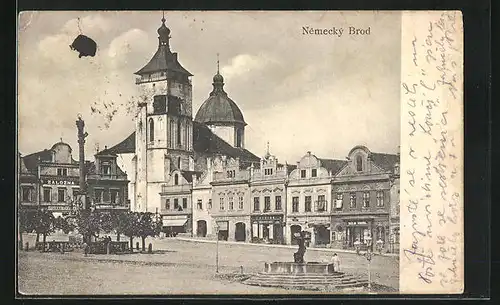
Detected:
left=301, top=170, right=306, bottom=178
left=312, top=169, right=317, bottom=177
left=317, top=195, right=326, bottom=212
left=174, top=198, right=179, bottom=209
left=238, top=196, right=244, bottom=210
left=177, top=157, right=181, bottom=169
left=363, top=192, right=370, bottom=207
left=253, top=197, right=260, bottom=211
left=149, top=118, right=155, bottom=142
left=292, top=197, right=299, bottom=212
left=264, top=196, right=271, bottom=211
left=236, top=129, right=242, bottom=147
left=349, top=193, right=356, bottom=208
left=208, top=199, right=212, bottom=210
left=335, top=193, right=343, bottom=209
left=21, top=187, right=32, bottom=202
left=197, top=199, right=202, bottom=210
left=356, top=155, right=363, bottom=172
left=177, top=119, right=182, bottom=147
left=43, top=188, right=51, bottom=202
left=58, top=188, right=66, bottom=202
left=166, top=199, right=170, bottom=210
left=94, top=189, right=103, bottom=203
left=275, top=195, right=282, bottom=211
left=228, top=197, right=234, bottom=210
left=110, top=190, right=118, bottom=204
left=220, top=198, right=225, bottom=210
left=182, top=198, right=188, bottom=209
left=376, top=191, right=384, bottom=207
left=305, top=196, right=312, bottom=212
left=174, top=174, right=179, bottom=185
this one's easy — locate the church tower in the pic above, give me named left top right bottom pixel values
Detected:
left=134, top=14, right=194, bottom=212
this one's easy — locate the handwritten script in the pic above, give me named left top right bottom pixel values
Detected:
left=400, top=11, right=463, bottom=294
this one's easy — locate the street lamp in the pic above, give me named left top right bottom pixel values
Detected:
left=215, top=222, right=220, bottom=273
left=364, top=235, right=373, bottom=290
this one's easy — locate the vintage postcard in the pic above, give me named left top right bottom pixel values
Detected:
left=16, top=10, right=463, bottom=296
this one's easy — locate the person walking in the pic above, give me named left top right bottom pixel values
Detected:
left=331, top=253, right=341, bottom=272
left=83, top=241, right=88, bottom=257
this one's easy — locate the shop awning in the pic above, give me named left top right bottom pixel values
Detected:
left=162, top=217, right=188, bottom=227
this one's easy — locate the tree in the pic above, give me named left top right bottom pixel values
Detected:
left=54, top=216, right=75, bottom=234
left=122, top=211, right=139, bottom=251
left=33, top=209, right=55, bottom=251
left=76, top=209, right=101, bottom=244
left=114, top=210, right=130, bottom=242
left=136, top=212, right=159, bottom=252
left=18, top=208, right=36, bottom=249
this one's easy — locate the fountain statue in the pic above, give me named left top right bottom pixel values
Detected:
left=293, top=230, right=307, bottom=263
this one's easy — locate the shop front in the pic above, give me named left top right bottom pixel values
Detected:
left=331, top=216, right=390, bottom=251
left=251, top=214, right=284, bottom=244
left=162, top=215, right=191, bottom=237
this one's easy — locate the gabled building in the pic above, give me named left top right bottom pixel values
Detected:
left=330, top=145, right=399, bottom=252
left=21, top=141, right=81, bottom=217
left=86, top=147, right=130, bottom=211
left=285, top=151, right=346, bottom=247
left=248, top=147, right=295, bottom=244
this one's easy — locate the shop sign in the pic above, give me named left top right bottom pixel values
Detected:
left=347, top=221, right=368, bottom=225
left=43, top=179, right=76, bottom=185
left=253, top=215, right=283, bottom=221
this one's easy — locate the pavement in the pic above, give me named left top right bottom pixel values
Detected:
left=18, top=238, right=399, bottom=295
left=174, top=236, right=400, bottom=257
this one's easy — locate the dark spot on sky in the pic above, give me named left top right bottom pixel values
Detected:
left=69, top=34, right=97, bottom=58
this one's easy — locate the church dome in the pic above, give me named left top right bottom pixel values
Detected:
left=195, top=72, right=246, bottom=126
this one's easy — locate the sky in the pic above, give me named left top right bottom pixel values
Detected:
left=18, top=11, right=401, bottom=163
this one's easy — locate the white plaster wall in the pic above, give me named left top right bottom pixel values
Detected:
left=208, top=125, right=235, bottom=147
left=192, top=187, right=213, bottom=236
left=146, top=182, right=163, bottom=214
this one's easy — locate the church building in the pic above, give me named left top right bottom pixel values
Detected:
left=107, top=16, right=260, bottom=234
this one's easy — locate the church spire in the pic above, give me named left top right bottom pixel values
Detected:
left=211, top=53, right=225, bottom=96
left=157, top=11, right=171, bottom=48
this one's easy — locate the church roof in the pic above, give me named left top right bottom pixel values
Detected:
left=194, top=72, right=246, bottom=126
left=135, top=47, right=193, bottom=76
left=106, top=121, right=260, bottom=165
left=370, top=152, right=400, bottom=172
left=318, top=158, right=348, bottom=175
left=106, top=132, right=136, bottom=154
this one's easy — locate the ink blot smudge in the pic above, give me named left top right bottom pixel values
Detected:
left=69, top=34, right=97, bottom=58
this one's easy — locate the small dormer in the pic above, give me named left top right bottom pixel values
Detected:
left=95, top=146, right=118, bottom=176
left=347, top=145, right=372, bottom=174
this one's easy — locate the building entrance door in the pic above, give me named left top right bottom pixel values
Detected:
left=235, top=222, right=246, bottom=242
left=196, top=220, right=207, bottom=237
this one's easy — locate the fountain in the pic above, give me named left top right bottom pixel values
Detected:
left=242, top=230, right=368, bottom=291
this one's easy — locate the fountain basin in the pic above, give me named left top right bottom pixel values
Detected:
left=264, top=262, right=336, bottom=275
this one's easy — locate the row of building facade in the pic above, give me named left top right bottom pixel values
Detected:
left=18, top=15, right=400, bottom=253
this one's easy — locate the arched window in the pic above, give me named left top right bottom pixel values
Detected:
left=236, top=129, right=243, bottom=148
left=177, top=119, right=182, bottom=147
left=149, top=118, right=154, bottom=142
left=177, top=157, right=181, bottom=169
left=174, top=174, right=179, bottom=185
left=356, top=155, right=363, bottom=172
